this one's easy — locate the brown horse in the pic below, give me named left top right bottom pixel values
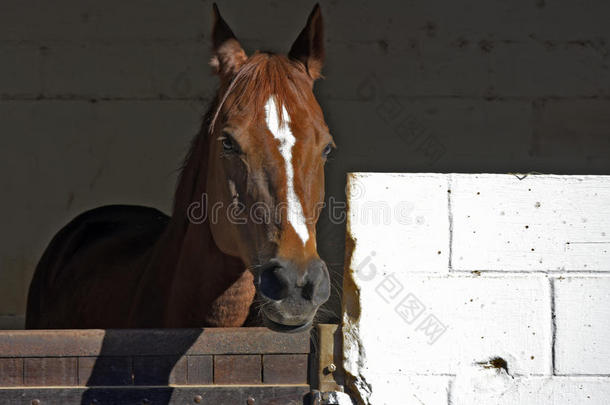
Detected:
left=26, top=4, right=333, bottom=332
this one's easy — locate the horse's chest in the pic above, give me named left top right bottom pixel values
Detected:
left=204, top=272, right=256, bottom=327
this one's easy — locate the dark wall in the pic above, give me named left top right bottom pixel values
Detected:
left=1, top=0, right=609, bottom=327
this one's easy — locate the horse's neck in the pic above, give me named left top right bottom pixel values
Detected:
left=133, top=126, right=256, bottom=327
left=159, top=217, right=255, bottom=327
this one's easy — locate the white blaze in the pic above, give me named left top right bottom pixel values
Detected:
left=264, top=96, right=309, bottom=245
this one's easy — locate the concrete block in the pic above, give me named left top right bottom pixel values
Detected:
left=451, top=174, right=610, bottom=271
left=358, top=375, right=449, bottom=405
left=531, top=100, right=610, bottom=167
left=0, top=0, right=206, bottom=41
left=0, top=46, right=42, bottom=96
left=343, top=273, right=551, bottom=403
left=490, top=42, right=610, bottom=98
left=346, top=173, right=450, bottom=274
left=555, top=277, right=610, bottom=375
left=322, top=99, right=532, bottom=171
left=42, top=43, right=213, bottom=98
left=325, top=0, right=610, bottom=42
left=453, top=375, right=610, bottom=405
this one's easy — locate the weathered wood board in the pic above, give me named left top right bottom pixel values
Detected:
left=0, top=328, right=310, bottom=404
left=0, top=386, right=311, bottom=405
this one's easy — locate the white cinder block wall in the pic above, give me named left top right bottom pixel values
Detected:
left=343, top=173, right=610, bottom=405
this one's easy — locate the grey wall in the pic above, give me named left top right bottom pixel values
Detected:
left=1, top=0, right=609, bottom=328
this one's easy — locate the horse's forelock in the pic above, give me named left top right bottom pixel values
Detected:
left=209, top=53, right=312, bottom=134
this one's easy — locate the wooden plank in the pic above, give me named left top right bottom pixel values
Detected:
left=186, top=355, right=213, bottom=385
left=315, top=324, right=343, bottom=391
left=0, top=358, right=23, bottom=387
left=23, top=358, right=77, bottom=387
left=133, top=356, right=187, bottom=386
left=0, top=386, right=310, bottom=405
left=0, top=328, right=310, bottom=357
left=214, top=355, right=261, bottom=385
left=451, top=174, right=610, bottom=271
left=263, top=354, right=308, bottom=385
left=78, top=357, right=132, bottom=386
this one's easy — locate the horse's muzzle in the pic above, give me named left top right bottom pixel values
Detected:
left=256, top=257, right=330, bottom=331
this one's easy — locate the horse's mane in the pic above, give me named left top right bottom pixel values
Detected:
left=172, top=52, right=313, bottom=222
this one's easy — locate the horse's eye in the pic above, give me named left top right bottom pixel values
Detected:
left=221, top=135, right=237, bottom=153
left=322, top=142, right=334, bottom=158
left=222, top=138, right=233, bottom=151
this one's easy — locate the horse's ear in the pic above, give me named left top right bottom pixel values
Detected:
left=288, top=3, right=324, bottom=80
left=210, top=3, right=247, bottom=80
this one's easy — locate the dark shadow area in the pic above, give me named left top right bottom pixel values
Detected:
left=75, top=327, right=312, bottom=405
left=80, top=329, right=203, bottom=405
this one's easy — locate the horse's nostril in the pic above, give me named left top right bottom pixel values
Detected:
left=258, top=258, right=330, bottom=307
left=301, top=282, right=314, bottom=301
left=259, top=265, right=291, bottom=301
